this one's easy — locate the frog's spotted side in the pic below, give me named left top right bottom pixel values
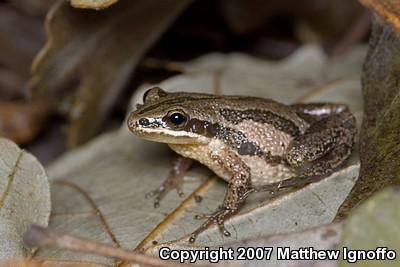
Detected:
left=127, top=87, right=357, bottom=243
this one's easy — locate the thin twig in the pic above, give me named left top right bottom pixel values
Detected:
left=52, top=180, right=120, bottom=247
left=23, top=225, right=201, bottom=267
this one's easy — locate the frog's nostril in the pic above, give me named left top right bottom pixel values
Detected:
left=139, top=118, right=150, bottom=126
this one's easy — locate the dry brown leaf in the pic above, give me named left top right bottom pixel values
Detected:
left=0, top=137, right=51, bottom=260
left=0, top=68, right=25, bottom=100
left=71, top=0, right=118, bottom=10
left=336, top=5, right=400, bottom=218
left=32, top=47, right=364, bottom=265
left=10, top=0, right=56, bottom=16
left=360, top=0, right=400, bottom=29
left=219, top=0, right=364, bottom=42
left=29, top=0, right=192, bottom=147
left=0, top=101, right=51, bottom=145
left=0, top=6, right=44, bottom=77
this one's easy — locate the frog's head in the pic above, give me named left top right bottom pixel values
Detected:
left=127, top=87, right=219, bottom=144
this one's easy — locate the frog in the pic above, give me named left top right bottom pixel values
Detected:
left=127, top=87, right=357, bottom=243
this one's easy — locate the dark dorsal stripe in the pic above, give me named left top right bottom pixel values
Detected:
left=184, top=118, right=283, bottom=163
left=219, top=108, right=300, bottom=136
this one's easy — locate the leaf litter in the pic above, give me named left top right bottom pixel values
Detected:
left=31, top=45, right=365, bottom=266
left=29, top=0, right=192, bottom=147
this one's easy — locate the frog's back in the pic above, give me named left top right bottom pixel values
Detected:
left=168, top=95, right=306, bottom=186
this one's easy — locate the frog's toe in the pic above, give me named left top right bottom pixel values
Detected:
left=145, top=186, right=167, bottom=208
left=146, top=175, right=185, bottom=207
left=194, top=213, right=210, bottom=220
left=189, top=208, right=233, bottom=243
left=216, top=216, right=231, bottom=237
left=145, top=187, right=162, bottom=199
left=177, top=188, right=185, bottom=197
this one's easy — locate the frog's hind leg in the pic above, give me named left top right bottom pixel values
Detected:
left=286, top=111, right=356, bottom=177
left=254, top=142, right=353, bottom=194
left=146, top=156, right=194, bottom=208
left=292, top=142, right=353, bottom=179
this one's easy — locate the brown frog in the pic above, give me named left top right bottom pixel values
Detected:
left=127, top=87, right=356, bottom=243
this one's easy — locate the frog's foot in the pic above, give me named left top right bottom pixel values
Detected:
left=189, top=207, right=236, bottom=243
left=145, top=174, right=185, bottom=208
left=146, top=157, right=193, bottom=208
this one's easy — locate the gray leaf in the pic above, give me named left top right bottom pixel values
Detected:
left=0, top=137, right=51, bottom=260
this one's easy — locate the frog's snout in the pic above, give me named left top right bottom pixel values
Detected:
left=127, top=112, right=163, bottom=133
left=127, top=112, right=140, bottom=132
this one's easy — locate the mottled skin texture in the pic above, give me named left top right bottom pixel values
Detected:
left=127, top=87, right=357, bottom=243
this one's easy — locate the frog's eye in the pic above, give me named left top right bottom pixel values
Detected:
left=143, top=87, right=167, bottom=103
left=167, top=111, right=187, bottom=127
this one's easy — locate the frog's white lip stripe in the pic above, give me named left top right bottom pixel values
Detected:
left=132, top=127, right=209, bottom=144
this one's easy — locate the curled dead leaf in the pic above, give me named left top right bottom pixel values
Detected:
left=336, top=7, right=400, bottom=219
left=360, top=0, right=400, bottom=29
left=29, top=0, right=192, bottom=147
left=70, top=0, right=118, bottom=10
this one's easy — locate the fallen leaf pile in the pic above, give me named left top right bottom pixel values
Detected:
left=1, top=0, right=400, bottom=266
left=31, top=46, right=363, bottom=266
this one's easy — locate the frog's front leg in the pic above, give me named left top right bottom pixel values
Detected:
left=189, top=148, right=251, bottom=243
left=146, top=156, right=194, bottom=208
left=286, top=110, right=356, bottom=178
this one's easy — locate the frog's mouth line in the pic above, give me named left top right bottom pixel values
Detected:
left=129, top=127, right=209, bottom=145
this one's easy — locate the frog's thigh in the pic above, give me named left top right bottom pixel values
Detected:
left=295, top=143, right=352, bottom=177
left=286, top=113, right=355, bottom=172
